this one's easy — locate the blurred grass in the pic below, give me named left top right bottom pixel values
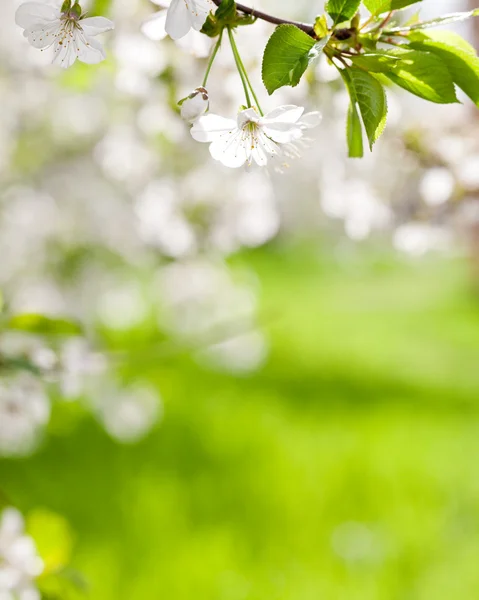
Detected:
left=2, top=245, right=479, bottom=599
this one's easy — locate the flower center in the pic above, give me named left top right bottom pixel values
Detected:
left=57, top=16, right=80, bottom=45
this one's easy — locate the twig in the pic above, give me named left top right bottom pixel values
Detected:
left=211, top=0, right=316, bottom=36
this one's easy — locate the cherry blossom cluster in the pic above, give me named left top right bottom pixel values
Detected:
left=15, top=0, right=321, bottom=169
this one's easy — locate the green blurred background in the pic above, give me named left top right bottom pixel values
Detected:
left=3, top=246, right=479, bottom=600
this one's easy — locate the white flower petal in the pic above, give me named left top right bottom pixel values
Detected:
left=189, top=0, right=214, bottom=31
left=191, top=114, right=237, bottom=143
left=52, top=36, right=78, bottom=68
left=165, top=0, right=191, bottom=40
left=80, top=16, right=114, bottom=36
left=15, top=2, right=59, bottom=29
left=210, top=131, right=248, bottom=168
left=251, top=140, right=268, bottom=167
left=24, top=21, right=59, bottom=49
left=237, top=108, right=261, bottom=128
left=77, top=35, right=106, bottom=64
left=262, top=122, right=303, bottom=144
left=299, top=111, right=322, bottom=129
left=262, top=105, right=304, bottom=124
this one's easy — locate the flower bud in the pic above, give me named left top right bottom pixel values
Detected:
left=179, top=87, right=209, bottom=123
left=70, top=1, right=82, bottom=19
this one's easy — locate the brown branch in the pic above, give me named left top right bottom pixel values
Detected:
left=211, top=0, right=316, bottom=36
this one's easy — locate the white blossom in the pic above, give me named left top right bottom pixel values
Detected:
left=180, top=87, right=209, bottom=122
left=191, top=105, right=321, bottom=168
left=164, top=0, right=214, bottom=40
left=0, top=507, right=43, bottom=600
left=15, top=1, right=114, bottom=69
left=142, top=0, right=212, bottom=56
left=0, top=374, right=50, bottom=457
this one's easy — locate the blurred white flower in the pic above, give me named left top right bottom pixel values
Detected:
left=141, top=0, right=170, bottom=41
left=15, top=1, right=114, bottom=69
left=164, top=0, right=214, bottom=40
left=59, top=338, right=107, bottom=399
left=0, top=507, right=43, bottom=600
left=180, top=87, right=209, bottom=122
left=456, top=154, right=479, bottom=190
left=191, top=105, right=320, bottom=168
left=419, top=167, right=455, bottom=206
left=199, top=330, right=267, bottom=374
left=394, top=223, right=452, bottom=256
left=0, top=374, right=50, bottom=457
left=95, top=384, right=162, bottom=443
left=157, top=258, right=258, bottom=340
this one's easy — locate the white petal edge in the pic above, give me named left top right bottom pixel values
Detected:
left=15, top=2, right=59, bottom=29
left=80, top=16, right=115, bottom=36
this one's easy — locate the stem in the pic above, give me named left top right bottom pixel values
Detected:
left=227, top=27, right=251, bottom=107
left=211, top=0, right=316, bottom=37
left=378, top=10, right=394, bottom=31
left=227, top=28, right=263, bottom=115
left=359, top=13, right=375, bottom=31
left=202, top=30, right=223, bottom=86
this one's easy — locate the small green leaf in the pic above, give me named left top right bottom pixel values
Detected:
left=314, top=14, right=329, bottom=38
left=70, top=1, right=81, bottom=18
left=341, top=67, right=388, bottom=150
left=215, top=0, right=236, bottom=21
left=385, top=48, right=459, bottom=104
left=262, top=25, right=316, bottom=94
left=325, top=0, right=361, bottom=25
left=201, top=0, right=240, bottom=37
left=386, top=9, right=479, bottom=32
left=364, top=0, right=423, bottom=16
left=8, top=314, right=83, bottom=336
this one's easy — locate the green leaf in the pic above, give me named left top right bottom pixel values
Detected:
left=385, top=48, right=459, bottom=104
left=409, top=32, right=479, bottom=107
left=341, top=67, right=387, bottom=150
left=347, top=101, right=364, bottom=158
left=410, top=30, right=477, bottom=56
left=214, top=0, right=236, bottom=21
left=8, top=314, right=83, bottom=336
left=350, top=51, right=401, bottom=72
left=325, top=0, right=361, bottom=25
left=363, top=0, right=423, bottom=16
left=262, top=25, right=316, bottom=94
left=386, top=9, right=479, bottom=32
